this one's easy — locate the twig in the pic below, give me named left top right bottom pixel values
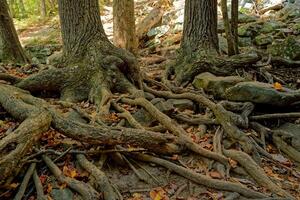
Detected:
left=13, top=163, right=36, bottom=200
left=53, top=147, right=72, bottom=162
left=32, top=169, right=47, bottom=200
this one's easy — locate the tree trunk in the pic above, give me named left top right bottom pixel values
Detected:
left=18, top=0, right=27, bottom=18
left=8, top=0, right=15, bottom=18
left=0, top=0, right=29, bottom=64
left=231, top=0, right=239, bottom=54
left=113, top=0, right=137, bottom=53
left=58, top=0, right=110, bottom=62
left=221, top=0, right=235, bottom=56
left=181, top=0, right=219, bottom=54
left=41, top=0, right=47, bottom=18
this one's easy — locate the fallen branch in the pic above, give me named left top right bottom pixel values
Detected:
left=250, top=112, right=300, bottom=120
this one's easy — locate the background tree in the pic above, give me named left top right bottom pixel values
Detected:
left=0, top=0, right=29, bottom=63
left=173, top=0, right=219, bottom=85
left=113, top=0, right=137, bottom=53
left=221, top=0, right=236, bottom=55
left=41, top=0, right=47, bottom=17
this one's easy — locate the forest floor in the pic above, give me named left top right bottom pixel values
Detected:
left=1, top=1, right=300, bottom=200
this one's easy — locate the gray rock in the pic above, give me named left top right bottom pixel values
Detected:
left=193, top=72, right=246, bottom=99
left=238, top=12, right=258, bottom=23
left=238, top=37, right=252, bottom=47
left=219, top=35, right=228, bottom=54
left=147, top=25, right=170, bottom=38
left=225, top=81, right=300, bottom=106
left=276, top=123, right=300, bottom=151
left=51, top=188, right=74, bottom=200
left=166, top=99, right=194, bottom=111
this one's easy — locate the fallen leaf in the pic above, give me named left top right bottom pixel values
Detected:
left=9, top=183, right=19, bottom=189
left=209, top=171, right=223, bottom=179
left=273, top=82, right=283, bottom=91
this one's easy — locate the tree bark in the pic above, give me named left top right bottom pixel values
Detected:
left=18, top=0, right=26, bottom=18
left=57, top=0, right=110, bottom=63
left=0, top=0, right=29, bottom=64
left=231, top=0, right=239, bottom=54
left=221, top=0, right=235, bottom=56
left=181, top=0, right=219, bottom=54
left=113, top=0, right=137, bottom=53
left=40, top=0, right=47, bottom=18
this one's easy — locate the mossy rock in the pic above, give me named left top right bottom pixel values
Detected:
left=267, top=36, right=300, bottom=60
left=238, top=37, right=252, bottom=47
left=238, top=12, right=258, bottom=23
left=254, top=34, right=273, bottom=46
left=259, top=21, right=285, bottom=34
left=238, top=23, right=261, bottom=38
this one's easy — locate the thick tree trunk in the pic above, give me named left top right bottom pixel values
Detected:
left=181, top=0, right=219, bottom=54
left=0, top=0, right=29, bottom=64
left=58, top=0, right=110, bottom=63
left=113, top=0, right=137, bottom=53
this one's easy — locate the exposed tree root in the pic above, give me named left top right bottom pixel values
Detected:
left=173, top=52, right=260, bottom=85
left=223, top=149, right=292, bottom=198
left=42, top=154, right=100, bottom=200
left=129, top=153, right=266, bottom=198
left=76, top=154, right=118, bottom=200
left=143, top=85, right=254, bottom=153
left=121, top=97, right=229, bottom=165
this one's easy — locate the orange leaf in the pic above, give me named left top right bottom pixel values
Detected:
left=273, top=82, right=283, bottom=91
left=47, top=184, right=52, bottom=193
left=209, top=171, right=223, bottom=179
left=9, top=183, right=19, bottom=189
left=150, top=188, right=169, bottom=200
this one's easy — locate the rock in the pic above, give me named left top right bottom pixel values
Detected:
left=225, top=81, right=300, bottom=106
left=166, top=99, right=194, bottom=111
left=254, top=34, right=273, bottom=46
left=268, top=36, right=300, bottom=60
left=238, top=23, right=260, bottom=37
left=259, top=21, right=285, bottom=34
left=238, top=37, right=252, bottom=47
left=276, top=123, right=300, bottom=151
left=147, top=25, right=170, bottom=38
left=51, top=188, right=74, bottom=200
left=238, top=12, right=258, bottom=23
left=193, top=72, right=246, bottom=99
left=218, top=35, right=228, bottom=54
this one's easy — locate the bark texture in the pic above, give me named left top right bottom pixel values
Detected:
left=113, top=0, right=137, bottom=53
left=181, top=0, right=219, bottom=54
left=0, top=0, right=29, bottom=64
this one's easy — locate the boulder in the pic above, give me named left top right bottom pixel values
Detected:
left=238, top=23, right=260, bottom=37
left=238, top=37, right=252, bottom=47
left=259, top=21, right=285, bottom=34
left=267, top=36, right=300, bottom=60
left=254, top=34, right=273, bottom=46
left=225, top=81, right=300, bottom=106
left=276, top=123, right=300, bottom=151
left=192, top=72, right=246, bottom=99
left=238, top=12, right=258, bottom=23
